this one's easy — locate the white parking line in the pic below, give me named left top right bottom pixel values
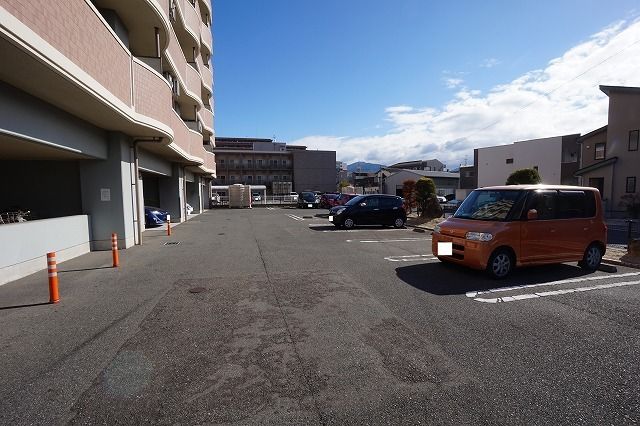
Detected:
left=316, top=228, right=412, bottom=233
left=354, top=238, right=431, bottom=243
left=285, top=214, right=304, bottom=221
left=473, top=279, right=640, bottom=303
left=384, top=254, right=438, bottom=262
left=466, top=272, right=640, bottom=298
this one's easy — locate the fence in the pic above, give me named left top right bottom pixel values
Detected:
left=211, top=195, right=298, bottom=207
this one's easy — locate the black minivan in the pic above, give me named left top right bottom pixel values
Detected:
left=328, top=194, right=406, bottom=229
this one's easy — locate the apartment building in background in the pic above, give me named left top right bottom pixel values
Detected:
left=474, top=134, right=581, bottom=188
left=575, top=86, right=640, bottom=216
left=211, top=137, right=337, bottom=194
left=0, top=0, right=215, bottom=284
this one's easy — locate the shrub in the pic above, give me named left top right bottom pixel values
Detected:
left=506, top=168, right=541, bottom=185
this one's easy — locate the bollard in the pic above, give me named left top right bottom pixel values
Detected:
left=166, top=214, right=171, bottom=236
left=47, top=252, right=60, bottom=304
left=111, top=233, right=119, bottom=267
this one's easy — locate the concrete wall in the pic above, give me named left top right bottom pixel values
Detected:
left=292, top=150, right=336, bottom=193
left=477, top=137, right=563, bottom=187
left=138, top=148, right=173, bottom=176
left=79, top=133, right=136, bottom=249
left=0, top=160, right=82, bottom=219
left=0, top=82, right=107, bottom=159
left=0, top=215, right=91, bottom=286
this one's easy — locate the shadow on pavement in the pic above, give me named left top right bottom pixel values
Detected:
left=395, top=262, right=597, bottom=295
left=0, top=301, right=52, bottom=311
left=58, top=266, right=113, bottom=274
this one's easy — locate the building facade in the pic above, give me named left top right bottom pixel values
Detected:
left=381, top=170, right=460, bottom=197
left=575, top=86, right=640, bottom=216
left=212, top=137, right=336, bottom=194
left=474, top=134, right=580, bottom=188
left=0, top=0, right=215, bottom=284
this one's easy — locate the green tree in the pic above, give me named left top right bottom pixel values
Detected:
left=338, top=180, right=350, bottom=191
left=402, top=180, right=416, bottom=214
left=506, top=168, right=541, bottom=185
left=415, top=177, right=442, bottom=218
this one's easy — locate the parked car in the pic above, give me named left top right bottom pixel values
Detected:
left=145, top=206, right=169, bottom=227
left=297, top=192, right=320, bottom=208
left=329, top=194, right=406, bottom=229
left=332, top=193, right=359, bottom=207
left=319, top=193, right=339, bottom=208
left=284, top=192, right=299, bottom=202
left=431, top=185, right=607, bottom=279
left=252, top=192, right=262, bottom=202
left=436, top=195, right=447, bottom=203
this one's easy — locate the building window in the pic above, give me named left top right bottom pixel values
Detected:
left=219, top=175, right=225, bottom=182
left=246, top=175, right=253, bottom=183
left=595, top=143, right=606, bottom=160
left=220, top=159, right=225, bottom=165
left=533, top=166, right=539, bottom=171
left=506, top=158, right=514, bottom=164
left=257, top=175, right=263, bottom=183
left=230, top=175, right=236, bottom=182
left=247, top=159, right=253, bottom=166
left=627, top=177, right=637, bottom=193
left=257, top=159, right=263, bottom=167
left=630, top=130, right=639, bottom=151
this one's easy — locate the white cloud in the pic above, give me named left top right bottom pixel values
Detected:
left=444, top=78, right=464, bottom=89
left=480, top=58, right=501, bottom=68
left=292, top=19, right=640, bottom=168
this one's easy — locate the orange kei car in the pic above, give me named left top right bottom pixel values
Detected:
left=431, top=185, right=607, bottom=278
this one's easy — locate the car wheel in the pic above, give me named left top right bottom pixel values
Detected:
left=487, top=249, right=514, bottom=279
left=580, top=243, right=602, bottom=271
left=393, top=217, right=405, bottom=228
left=343, top=218, right=355, bottom=229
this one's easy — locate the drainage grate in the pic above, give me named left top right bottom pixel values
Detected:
left=189, top=287, right=206, bottom=294
left=164, top=241, right=181, bottom=246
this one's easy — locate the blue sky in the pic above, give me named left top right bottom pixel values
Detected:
left=213, top=1, right=640, bottom=166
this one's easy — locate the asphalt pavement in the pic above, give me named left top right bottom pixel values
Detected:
left=1, top=207, right=639, bottom=424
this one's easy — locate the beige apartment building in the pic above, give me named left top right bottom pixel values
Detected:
left=0, top=0, right=215, bottom=284
left=575, top=86, right=640, bottom=217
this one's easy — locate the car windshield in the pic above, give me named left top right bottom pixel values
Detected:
left=345, top=195, right=365, bottom=206
left=454, top=190, right=525, bottom=221
left=301, top=192, right=315, bottom=201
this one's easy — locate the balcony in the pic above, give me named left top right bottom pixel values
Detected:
left=198, top=106, right=214, bottom=136
left=176, top=0, right=201, bottom=46
left=133, top=59, right=173, bottom=126
left=200, top=21, right=213, bottom=55
left=196, top=55, right=213, bottom=94
left=165, top=31, right=202, bottom=106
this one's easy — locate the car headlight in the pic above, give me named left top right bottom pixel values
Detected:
left=466, top=232, right=493, bottom=242
left=336, top=208, right=346, bottom=215
left=433, top=224, right=441, bottom=234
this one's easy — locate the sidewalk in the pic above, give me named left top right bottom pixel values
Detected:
left=406, top=216, right=640, bottom=269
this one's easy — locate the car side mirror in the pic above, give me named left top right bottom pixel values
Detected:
left=527, top=209, right=538, bottom=220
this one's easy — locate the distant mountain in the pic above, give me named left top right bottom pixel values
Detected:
left=347, top=161, right=386, bottom=173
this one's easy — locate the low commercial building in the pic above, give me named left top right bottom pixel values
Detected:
left=0, top=0, right=215, bottom=284
left=212, top=137, right=336, bottom=194
left=381, top=170, right=460, bottom=197
left=388, top=159, right=445, bottom=171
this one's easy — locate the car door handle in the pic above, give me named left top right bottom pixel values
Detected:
left=374, top=208, right=380, bottom=211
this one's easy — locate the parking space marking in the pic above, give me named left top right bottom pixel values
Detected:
left=384, top=254, right=438, bottom=262
left=466, top=271, right=640, bottom=298
left=310, top=226, right=412, bottom=233
left=285, top=214, right=304, bottom=221
left=473, top=279, right=640, bottom=303
left=353, top=237, right=431, bottom=243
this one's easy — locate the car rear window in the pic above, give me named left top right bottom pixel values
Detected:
left=380, top=197, right=400, bottom=208
left=556, top=190, right=596, bottom=218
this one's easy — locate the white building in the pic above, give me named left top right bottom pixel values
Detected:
left=475, top=135, right=580, bottom=187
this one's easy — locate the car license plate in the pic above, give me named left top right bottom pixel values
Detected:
left=308, top=204, right=312, bottom=208
left=329, top=215, right=333, bottom=222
